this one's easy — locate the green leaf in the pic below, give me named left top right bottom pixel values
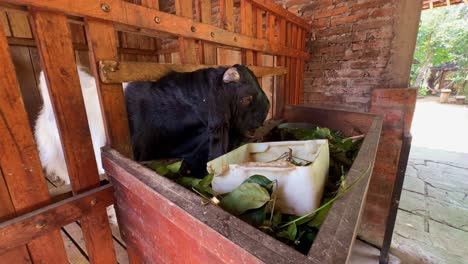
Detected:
left=167, top=161, right=183, bottom=173
left=240, top=207, right=266, bottom=227
left=288, top=222, right=297, bottom=240
left=307, top=201, right=332, bottom=228
left=243, top=175, right=274, bottom=192
left=196, top=173, right=215, bottom=195
left=220, top=182, right=270, bottom=215
left=276, top=222, right=297, bottom=241
left=176, top=177, right=201, bottom=189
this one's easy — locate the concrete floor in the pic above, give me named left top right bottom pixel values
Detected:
left=391, top=97, right=468, bottom=263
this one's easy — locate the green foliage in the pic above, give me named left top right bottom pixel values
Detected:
left=220, top=182, right=271, bottom=215
left=145, top=125, right=364, bottom=255
left=411, top=5, right=468, bottom=87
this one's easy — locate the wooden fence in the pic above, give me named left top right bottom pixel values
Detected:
left=0, top=0, right=308, bottom=262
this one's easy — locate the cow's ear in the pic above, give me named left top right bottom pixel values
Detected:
left=223, top=67, right=240, bottom=83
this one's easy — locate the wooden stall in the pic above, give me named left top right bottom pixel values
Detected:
left=0, top=0, right=381, bottom=263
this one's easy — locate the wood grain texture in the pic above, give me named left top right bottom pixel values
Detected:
left=6, top=10, right=32, bottom=38
left=199, top=0, right=216, bottom=64
left=103, top=148, right=307, bottom=264
left=2, top=0, right=308, bottom=59
left=0, top=15, right=68, bottom=263
left=175, top=0, right=200, bottom=64
left=0, top=10, right=11, bottom=37
left=98, top=60, right=287, bottom=83
left=0, top=184, right=114, bottom=255
left=85, top=19, right=133, bottom=158
left=240, top=0, right=254, bottom=65
left=30, top=10, right=117, bottom=264
left=220, top=0, right=234, bottom=30
left=103, top=104, right=382, bottom=263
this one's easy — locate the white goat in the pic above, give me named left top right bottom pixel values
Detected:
left=35, top=67, right=116, bottom=223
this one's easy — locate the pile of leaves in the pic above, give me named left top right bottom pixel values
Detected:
left=145, top=125, right=365, bottom=255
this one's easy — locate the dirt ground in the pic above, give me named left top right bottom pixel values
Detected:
left=391, top=96, right=468, bottom=264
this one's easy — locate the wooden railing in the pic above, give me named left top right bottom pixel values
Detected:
left=0, top=0, right=309, bottom=262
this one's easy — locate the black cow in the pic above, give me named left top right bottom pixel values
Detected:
left=125, top=64, right=270, bottom=176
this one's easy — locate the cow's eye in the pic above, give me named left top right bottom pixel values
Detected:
left=240, top=95, right=253, bottom=106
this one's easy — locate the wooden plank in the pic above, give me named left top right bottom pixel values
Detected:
left=2, top=0, right=308, bottom=59
left=275, top=18, right=287, bottom=118
left=220, top=0, right=234, bottom=30
left=30, top=10, right=117, bottom=264
left=6, top=10, right=32, bottom=38
left=8, top=45, right=43, bottom=127
left=98, top=60, right=287, bottom=83
left=290, top=24, right=298, bottom=104
left=0, top=166, right=32, bottom=263
left=63, top=221, right=129, bottom=264
left=199, top=0, right=216, bottom=64
left=175, top=0, right=199, bottom=64
left=254, top=7, right=263, bottom=67
left=61, top=230, right=89, bottom=264
left=104, top=152, right=308, bottom=263
left=0, top=15, right=68, bottom=263
left=217, top=47, right=242, bottom=65
left=0, top=184, right=114, bottom=255
left=0, top=10, right=11, bottom=37
left=293, top=27, right=301, bottom=105
left=249, top=0, right=310, bottom=29
left=307, top=117, right=383, bottom=263
left=85, top=19, right=133, bottom=158
left=141, top=0, right=160, bottom=9
left=265, top=13, right=276, bottom=118
left=240, top=0, right=254, bottom=65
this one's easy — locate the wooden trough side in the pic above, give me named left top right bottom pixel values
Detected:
left=102, top=105, right=383, bottom=263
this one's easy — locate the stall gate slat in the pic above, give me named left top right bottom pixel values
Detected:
left=29, top=10, right=116, bottom=263
left=0, top=17, right=68, bottom=263
left=85, top=19, right=133, bottom=158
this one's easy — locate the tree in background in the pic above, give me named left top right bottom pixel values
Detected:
left=410, top=4, right=467, bottom=94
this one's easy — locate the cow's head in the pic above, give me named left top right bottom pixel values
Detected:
left=222, top=65, right=270, bottom=141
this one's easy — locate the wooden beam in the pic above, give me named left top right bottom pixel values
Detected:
left=0, top=184, right=114, bottom=255
left=198, top=0, right=217, bottom=64
left=175, top=0, right=200, bottom=64
left=0, top=12, right=68, bottom=263
left=98, top=60, right=287, bottom=83
left=30, top=10, right=117, bottom=264
left=85, top=19, right=133, bottom=158
left=219, top=0, right=234, bottom=31
left=249, top=0, right=310, bottom=30
left=0, top=0, right=309, bottom=59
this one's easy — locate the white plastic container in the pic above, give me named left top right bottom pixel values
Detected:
left=207, top=140, right=329, bottom=216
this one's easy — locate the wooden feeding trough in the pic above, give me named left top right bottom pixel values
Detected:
left=103, top=106, right=382, bottom=263
left=0, top=0, right=382, bottom=263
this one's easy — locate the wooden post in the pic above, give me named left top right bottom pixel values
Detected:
left=0, top=15, right=68, bottom=264
left=240, top=0, right=254, bottom=65
left=85, top=20, right=133, bottom=158
left=175, top=0, right=199, bottom=64
left=198, top=0, right=216, bottom=64
left=30, top=10, right=117, bottom=264
left=220, top=0, right=234, bottom=31
left=275, top=18, right=287, bottom=118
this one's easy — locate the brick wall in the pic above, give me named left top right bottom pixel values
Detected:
left=272, top=0, right=422, bottom=246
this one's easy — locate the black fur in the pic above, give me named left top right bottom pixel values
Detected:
left=125, top=65, right=270, bottom=176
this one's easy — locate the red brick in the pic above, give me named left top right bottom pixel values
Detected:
left=316, top=24, right=352, bottom=36
left=371, top=88, right=418, bottom=107
left=371, top=8, right=394, bottom=18
left=330, top=13, right=369, bottom=26
left=317, top=45, right=347, bottom=53
left=311, top=18, right=329, bottom=28
left=352, top=19, right=393, bottom=32
left=370, top=107, right=404, bottom=127
left=315, top=6, right=349, bottom=19
left=351, top=0, right=388, bottom=12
